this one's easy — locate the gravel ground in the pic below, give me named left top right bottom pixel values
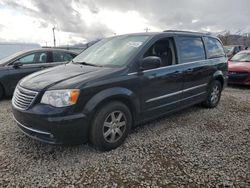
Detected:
left=0, top=86, right=249, bottom=187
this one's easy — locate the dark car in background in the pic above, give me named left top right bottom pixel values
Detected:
left=0, top=48, right=78, bottom=100
left=224, top=45, right=245, bottom=59
left=12, top=31, right=228, bottom=151
left=228, top=50, right=250, bottom=85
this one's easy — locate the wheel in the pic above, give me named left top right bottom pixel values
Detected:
left=203, top=80, right=222, bottom=108
left=0, top=85, right=4, bottom=100
left=90, top=101, right=132, bottom=151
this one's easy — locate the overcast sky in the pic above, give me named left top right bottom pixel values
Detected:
left=0, top=0, right=249, bottom=46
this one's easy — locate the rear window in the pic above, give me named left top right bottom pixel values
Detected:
left=205, top=37, right=225, bottom=58
left=178, top=37, right=206, bottom=63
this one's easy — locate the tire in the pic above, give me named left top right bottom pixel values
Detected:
left=90, top=101, right=132, bottom=151
left=202, top=80, right=222, bottom=108
left=0, top=84, right=4, bottom=100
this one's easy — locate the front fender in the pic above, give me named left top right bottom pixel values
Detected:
left=83, top=87, right=140, bottom=115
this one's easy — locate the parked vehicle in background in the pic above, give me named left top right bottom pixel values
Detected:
left=0, top=48, right=78, bottom=100
left=12, top=31, right=228, bottom=151
left=46, top=40, right=101, bottom=54
left=224, top=45, right=245, bottom=58
left=0, top=42, right=41, bottom=60
left=228, top=50, right=250, bottom=85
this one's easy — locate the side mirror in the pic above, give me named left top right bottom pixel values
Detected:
left=140, top=56, right=161, bottom=71
left=13, top=61, right=23, bottom=68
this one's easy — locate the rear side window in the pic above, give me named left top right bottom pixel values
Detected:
left=178, top=37, right=206, bottom=63
left=205, top=37, right=225, bottom=58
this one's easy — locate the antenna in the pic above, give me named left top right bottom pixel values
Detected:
left=52, top=27, right=56, bottom=47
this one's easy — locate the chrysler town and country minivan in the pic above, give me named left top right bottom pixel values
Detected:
left=12, top=31, right=228, bottom=151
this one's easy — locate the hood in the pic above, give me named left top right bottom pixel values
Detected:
left=228, top=61, right=250, bottom=72
left=20, top=63, right=117, bottom=91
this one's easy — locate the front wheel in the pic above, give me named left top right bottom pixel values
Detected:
left=90, top=101, right=132, bottom=151
left=202, top=80, right=222, bottom=108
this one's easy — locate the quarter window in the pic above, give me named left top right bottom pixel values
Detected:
left=179, top=37, right=206, bottom=63
left=205, top=37, right=225, bottom=58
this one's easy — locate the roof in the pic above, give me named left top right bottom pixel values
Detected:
left=20, top=48, right=79, bottom=54
left=163, top=30, right=210, bottom=36
left=117, top=30, right=214, bottom=38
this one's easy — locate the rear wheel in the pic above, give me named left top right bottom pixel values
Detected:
left=90, top=101, right=132, bottom=151
left=203, top=80, right=222, bottom=108
left=0, top=85, right=4, bottom=100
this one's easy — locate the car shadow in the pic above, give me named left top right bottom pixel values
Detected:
left=227, top=84, right=250, bottom=90
left=130, top=104, right=202, bottom=134
left=13, top=103, right=207, bottom=159
left=1, top=95, right=12, bottom=101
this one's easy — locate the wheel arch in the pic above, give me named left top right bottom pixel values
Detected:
left=83, top=87, right=140, bottom=125
left=212, top=70, right=225, bottom=88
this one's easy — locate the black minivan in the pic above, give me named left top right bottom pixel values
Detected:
left=12, top=31, right=228, bottom=151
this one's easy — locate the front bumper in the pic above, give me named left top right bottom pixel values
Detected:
left=12, top=104, right=90, bottom=144
left=228, top=73, right=250, bottom=85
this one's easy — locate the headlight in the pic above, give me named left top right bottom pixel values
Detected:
left=41, top=89, right=80, bottom=107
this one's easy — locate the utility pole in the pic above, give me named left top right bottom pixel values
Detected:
left=144, top=27, right=150, bottom=32
left=52, top=27, right=56, bottom=47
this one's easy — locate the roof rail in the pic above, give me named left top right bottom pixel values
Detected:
left=164, top=30, right=210, bottom=35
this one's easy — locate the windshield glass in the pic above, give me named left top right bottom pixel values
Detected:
left=73, top=35, right=150, bottom=67
left=231, top=52, right=250, bottom=62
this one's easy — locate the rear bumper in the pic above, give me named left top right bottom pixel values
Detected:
left=12, top=104, right=90, bottom=144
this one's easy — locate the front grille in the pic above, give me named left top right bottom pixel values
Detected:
left=12, top=86, right=38, bottom=110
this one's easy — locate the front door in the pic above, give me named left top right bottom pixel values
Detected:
left=6, top=51, right=49, bottom=92
left=137, top=37, right=184, bottom=119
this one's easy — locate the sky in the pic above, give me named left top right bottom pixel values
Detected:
left=0, top=0, right=249, bottom=46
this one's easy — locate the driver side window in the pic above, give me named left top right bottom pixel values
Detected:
left=19, top=54, right=36, bottom=64
left=18, top=52, right=48, bottom=64
left=143, top=37, right=176, bottom=67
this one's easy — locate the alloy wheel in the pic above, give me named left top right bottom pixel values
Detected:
left=103, top=111, right=127, bottom=143
left=210, top=85, right=220, bottom=104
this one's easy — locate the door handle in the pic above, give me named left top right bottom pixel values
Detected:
left=186, top=68, right=193, bottom=72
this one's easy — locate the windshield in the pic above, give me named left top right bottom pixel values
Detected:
left=231, top=52, right=250, bottom=62
left=73, top=35, right=150, bottom=67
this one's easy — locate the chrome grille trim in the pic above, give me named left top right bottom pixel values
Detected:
left=12, top=86, right=38, bottom=110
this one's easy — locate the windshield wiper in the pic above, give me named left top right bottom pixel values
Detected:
left=74, top=61, right=102, bottom=67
